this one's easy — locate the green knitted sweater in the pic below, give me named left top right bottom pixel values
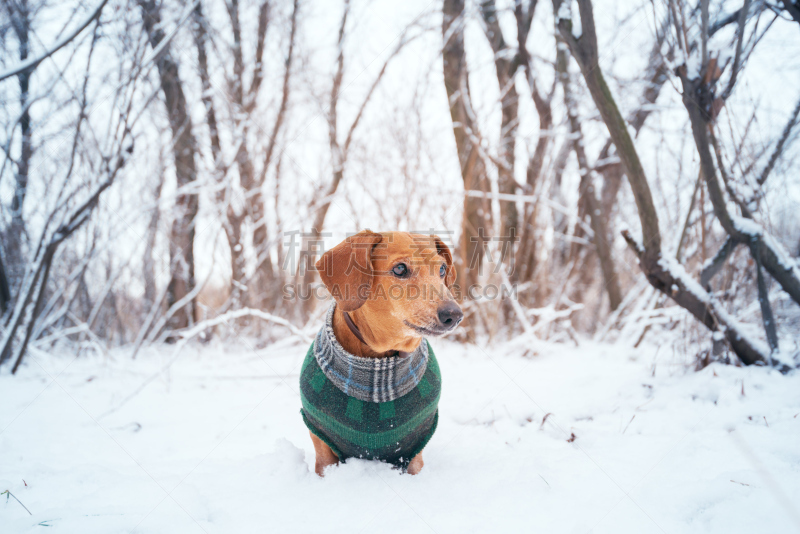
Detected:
left=299, top=340, right=441, bottom=470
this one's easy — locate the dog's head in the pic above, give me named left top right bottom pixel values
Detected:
left=316, top=230, right=463, bottom=349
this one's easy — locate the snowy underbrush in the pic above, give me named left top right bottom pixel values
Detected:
left=1, top=333, right=799, bottom=533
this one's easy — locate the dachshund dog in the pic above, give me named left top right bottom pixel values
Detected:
left=300, top=230, right=462, bottom=475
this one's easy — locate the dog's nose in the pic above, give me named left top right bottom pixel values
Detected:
left=437, top=301, right=463, bottom=328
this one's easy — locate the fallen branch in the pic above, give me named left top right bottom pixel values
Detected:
left=175, top=307, right=312, bottom=345
left=623, top=230, right=769, bottom=365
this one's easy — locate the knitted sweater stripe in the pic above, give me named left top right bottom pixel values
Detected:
left=299, top=340, right=441, bottom=468
left=301, top=410, right=439, bottom=467
left=300, top=386, right=439, bottom=450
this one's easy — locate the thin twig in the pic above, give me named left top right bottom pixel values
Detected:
left=2, top=490, right=32, bottom=515
left=0, top=0, right=109, bottom=82
left=722, top=0, right=752, bottom=100
left=758, top=93, right=800, bottom=186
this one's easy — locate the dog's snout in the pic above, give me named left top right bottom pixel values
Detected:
left=437, top=301, right=463, bottom=328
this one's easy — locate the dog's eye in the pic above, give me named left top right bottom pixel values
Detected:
left=392, top=263, right=408, bottom=277
left=439, top=263, right=447, bottom=278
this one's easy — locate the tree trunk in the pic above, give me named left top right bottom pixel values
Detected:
left=479, top=0, right=519, bottom=239
left=191, top=0, right=240, bottom=305
left=516, top=83, right=552, bottom=288
left=143, top=171, right=163, bottom=310
left=191, top=1, right=222, bottom=164
left=443, top=0, right=490, bottom=299
left=226, top=0, right=268, bottom=305
left=6, top=0, right=33, bottom=302
left=558, top=36, right=622, bottom=311
left=558, top=2, right=661, bottom=261
left=251, top=0, right=297, bottom=309
left=515, top=22, right=551, bottom=291
left=0, top=249, right=9, bottom=314
left=138, top=0, right=199, bottom=329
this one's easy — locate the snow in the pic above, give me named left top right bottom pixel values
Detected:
left=2, top=338, right=800, bottom=533
left=557, top=0, right=572, bottom=23
left=731, top=216, right=764, bottom=238
left=761, top=231, right=800, bottom=273
left=686, top=48, right=702, bottom=80
left=731, top=216, right=800, bottom=273
left=658, top=256, right=711, bottom=303
left=711, top=305, right=773, bottom=363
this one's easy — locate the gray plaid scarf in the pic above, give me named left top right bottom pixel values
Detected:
left=313, top=304, right=429, bottom=403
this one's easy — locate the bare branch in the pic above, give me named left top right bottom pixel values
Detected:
left=247, top=1, right=271, bottom=105
left=261, top=0, right=298, bottom=177
left=700, top=236, right=740, bottom=287
left=752, top=241, right=778, bottom=357
left=758, top=92, right=800, bottom=186
left=0, top=0, right=109, bottom=82
left=680, top=71, right=800, bottom=306
left=780, top=0, right=800, bottom=23
left=721, top=0, right=752, bottom=101
left=557, top=41, right=622, bottom=310
left=675, top=171, right=702, bottom=263
left=342, top=25, right=421, bottom=159
left=0, top=251, right=9, bottom=313
left=561, top=0, right=769, bottom=365
left=328, top=0, right=350, bottom=159
left=557, top=0, right=662, bottom=258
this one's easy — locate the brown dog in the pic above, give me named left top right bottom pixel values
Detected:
left=306, top=230, right=462, bottom=476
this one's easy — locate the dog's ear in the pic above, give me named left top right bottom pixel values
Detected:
left=316, top=230, right=383, bottom=311
left=433, top=235, right=456, bottom=288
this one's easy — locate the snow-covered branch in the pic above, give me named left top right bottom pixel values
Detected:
left=0, top=0, right=109, bottom=82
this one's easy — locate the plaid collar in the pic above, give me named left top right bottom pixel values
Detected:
left=313, top=304, right=429, bottom=403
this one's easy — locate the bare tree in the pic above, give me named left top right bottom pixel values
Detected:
left=143, top=156, right=165, bottom=312
left=1, top=0, right=796, bottom=372
left=556, top=0, right=797, bottom=365
left=224, top=0, right=272, bottom=304
left=137, top=0, right=200, bottom=330
left=300, top=0, right=420, bottom=316
left=192, top=0, right=298, bottom=309
left=514, top=0, right=555, bottom=290
left=443, top=0, right=492, bottom=298
left=555, top=34, right=622, bottom=311
left=2, top=0, right=35, bottom=302
left=448, top=0, right=624, bottom=314
left=676, top=0, right=800, bottom=356
left=0, top=21, right=136, bottom=372
left=0, top=247, right=10, bottom=313
left=479, top=0, right=520, bottom=239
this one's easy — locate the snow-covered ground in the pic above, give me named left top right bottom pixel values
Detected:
left=2, top=336, right=799, bottom=533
